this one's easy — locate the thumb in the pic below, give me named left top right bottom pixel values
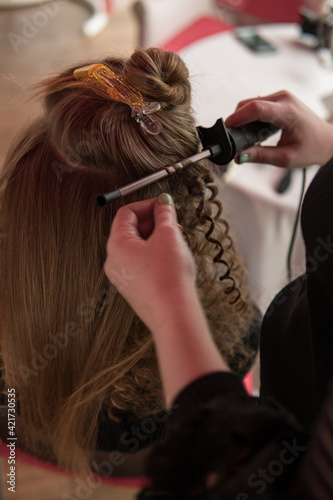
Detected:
left=153, top=193, right=178, bottom=229
left=235, top=145, right=288, bottom=167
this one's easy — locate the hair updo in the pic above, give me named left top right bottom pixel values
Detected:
left=0, top=48, right=256, bottom=473
left=124, top=48, right=191, bottom=106
left=42, top=48, right=197, bottom=182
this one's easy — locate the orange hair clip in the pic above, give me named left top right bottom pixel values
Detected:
left=73, top=63, right=162, bottom=135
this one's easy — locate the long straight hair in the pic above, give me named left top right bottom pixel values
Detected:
left=0, top=48, right=254, bottom=472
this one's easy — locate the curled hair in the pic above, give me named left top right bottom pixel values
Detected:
left=0, top=48, right=255, bottom=472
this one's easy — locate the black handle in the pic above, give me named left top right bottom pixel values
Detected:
left=227, top=121, right=280, bottom=157
left=197, top=119, right=280, bottom=166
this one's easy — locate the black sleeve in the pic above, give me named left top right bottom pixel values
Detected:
left=139, top=372, right=307, bottom=500
left=295, top=377, right=333, bottom=499
left=170, top=371, right=247, bottom=421
left=301, top=158, right=333, bottom=302
left=233, top=302, right=262, bottom=378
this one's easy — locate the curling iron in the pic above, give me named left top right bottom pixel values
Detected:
left=96, top=119, right=279, bottom=207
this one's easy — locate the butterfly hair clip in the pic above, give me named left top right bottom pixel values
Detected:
left=74, top=63, right=162, bottom=135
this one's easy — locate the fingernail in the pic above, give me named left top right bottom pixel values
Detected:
left=239, top=153, right=250, bottom=164
left=158, top=193, right=174, bottom=206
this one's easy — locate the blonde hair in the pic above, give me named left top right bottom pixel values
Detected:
left=0, top=48, right=254, bottom=472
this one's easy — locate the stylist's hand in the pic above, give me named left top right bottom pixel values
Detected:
left=104, top=193, right=196, bottom=328
left=225, top=90, right=333, bottom=168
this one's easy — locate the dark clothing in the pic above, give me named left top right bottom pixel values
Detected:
left=140, top=372, right=309, bottom=499
left=140, top=371, right=333, bottom=499
left=260, top=158, right=333, bottom=428
left=298, top=375, right=333, bottom=499
left=97, top=407, right=168, bottom=453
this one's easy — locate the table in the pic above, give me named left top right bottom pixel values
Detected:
left=179, top=24, right=333, bottom=311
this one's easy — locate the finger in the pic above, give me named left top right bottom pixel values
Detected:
left=110, top=198, right=157, bottom=239
left=138, top=218, right=154, bottom=240
left=232, top=96, right=266, bottom=113
left=226, top=100, right=287, bottom=130
left=232, top=91, right=290, bottom=114
left=153, top=193, right=178, bottom=231
left=234, top=145, right=292, bottom=168
left=226, top=91, right=291, bottom=128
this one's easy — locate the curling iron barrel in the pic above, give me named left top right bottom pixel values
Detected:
left=97, top=119, right=280, bottom=206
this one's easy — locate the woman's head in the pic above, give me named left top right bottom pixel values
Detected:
left=0, top=48, right=254, bottom=472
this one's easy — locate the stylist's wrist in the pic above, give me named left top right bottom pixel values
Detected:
left=145, top=279, right=200, bottom=325
left=122, top=275, right=199, bottom=336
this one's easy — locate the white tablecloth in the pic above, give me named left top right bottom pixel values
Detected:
left=180, top=24, right=333, bottom=311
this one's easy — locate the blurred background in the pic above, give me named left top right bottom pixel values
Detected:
left=1, top=0, right=306, bottom=168
left=0, top=0, right=139, bottom=168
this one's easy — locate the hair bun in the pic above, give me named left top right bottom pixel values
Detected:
left=123, top=48, right=191, bottom=108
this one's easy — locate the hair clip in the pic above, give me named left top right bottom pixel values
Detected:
left=73, top=63, right=162, bottom=135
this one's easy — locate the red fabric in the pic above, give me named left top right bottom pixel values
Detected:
left=163, top=16, right=232, bottom=53
left=215, top=0, right=302, bottom=23
left=104, top=0, right=112, bottom=14
left=243, top=370, right=253, bottom=395
left=0, top=441, right=149, bottom=488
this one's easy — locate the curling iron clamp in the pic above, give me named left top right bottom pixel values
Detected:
left=96, top=119, right=279, bottom=207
